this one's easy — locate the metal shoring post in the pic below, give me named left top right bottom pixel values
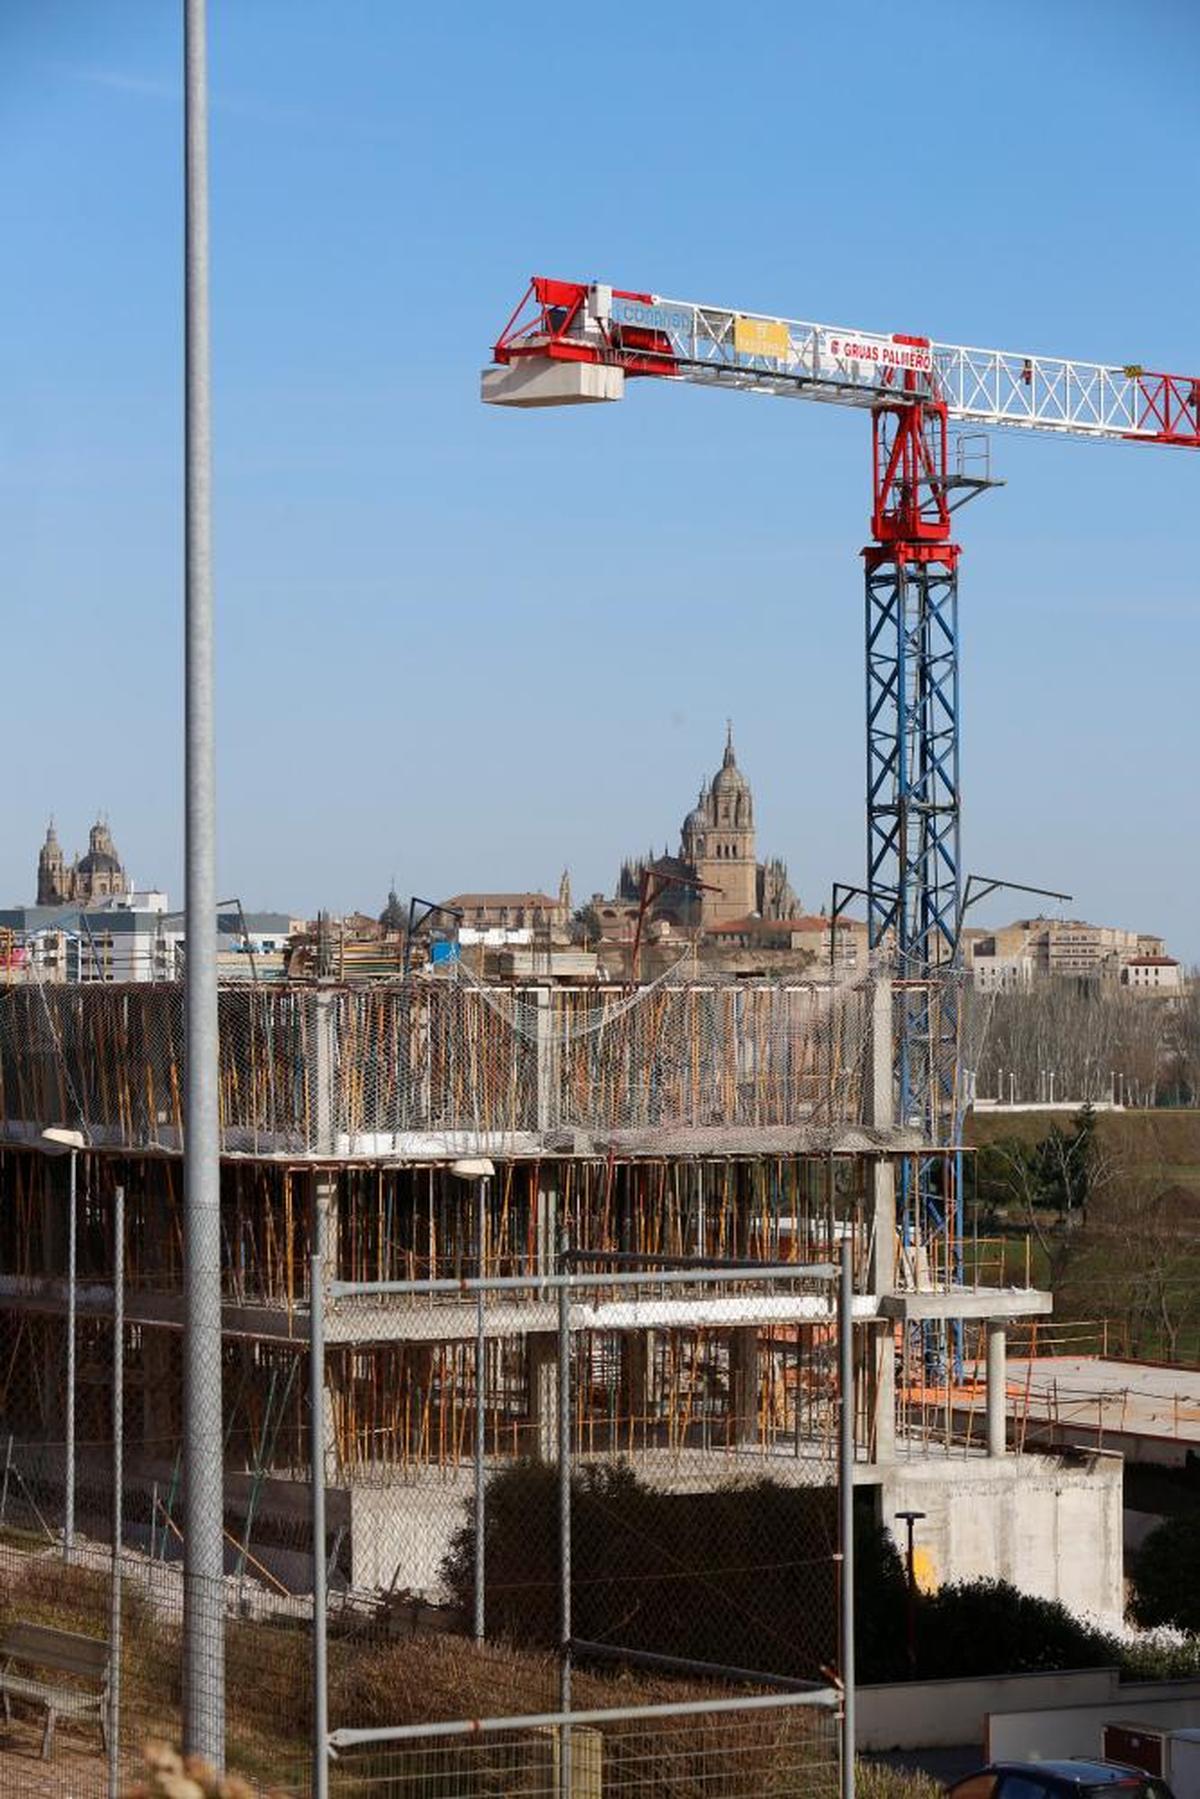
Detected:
left=558, top=1227, right=572, bottom=1798
left=108, top=1184, right=125, bottom=1799
left=474, top=1175, right=489, bottom=1643
left=838, top=1238, right=855, bottom=1799
left=183, top=0, right=225, bottom=1765
left=311, top=1245, right=330, bottom=1799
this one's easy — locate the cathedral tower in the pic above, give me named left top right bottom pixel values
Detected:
left=681, top=725, right=758, bottom=929
left=37, top=821, right=66, bottom=907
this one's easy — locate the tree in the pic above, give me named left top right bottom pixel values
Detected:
left=1130, top=1512, right=1200, bottom=1632
left=569, top=903, right=603, bottom=948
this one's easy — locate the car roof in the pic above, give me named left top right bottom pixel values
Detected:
left=991, top=1763, right=1150, bottom=1787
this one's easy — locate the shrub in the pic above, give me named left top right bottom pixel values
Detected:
left=441, top=1459, right=843, bottom=1682
left=1130, top=1512, right=1200, bottom=1633
left=915, top=1579, right=1118, bottom=1679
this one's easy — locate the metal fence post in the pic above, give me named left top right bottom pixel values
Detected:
left=474, top=1175, right=489, bottom=1643
left=558, top=1228, right=572, bottom=1799
left=65, top=1148, right=76, bottom=1564
left=311, top=1249, right=329, bottom=1799
left=183, top=0, right=225, bottom=1765
left=839, top=1236, right=855, bottom=1799
left=108, top=1184, right=124, bottom=1799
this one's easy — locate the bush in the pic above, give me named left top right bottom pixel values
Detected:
left=1130, top=1512, right=1200, bottom=1632
left=914, top=1579, right=1118, bottom=1679
left=441, top=1459, right=843, bottom=1682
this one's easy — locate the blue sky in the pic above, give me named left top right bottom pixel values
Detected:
left=1, top=0, right=1197, bottom=956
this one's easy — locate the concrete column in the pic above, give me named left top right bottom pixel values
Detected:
left=986, top=1319, right=1007, bottom=1458
left=865, top=975, right=897, bottom=1467
left=535, top=988, right=556, bottom=1134
left=864, top=974, right=895, bottom=1133
left=142, top=1328, right=175, bottom=1453
left=619, top=1330, right=650, bottom=1441
left=527, top=1332, right=559, bottom=1462
left=728, top=1327, right=759, bottom=1447
left=535, top=1174, right=556, bottom=1278
left=869, top=1159, right=897, bottom=1464
left=314, top=987, right=337, bottom=1156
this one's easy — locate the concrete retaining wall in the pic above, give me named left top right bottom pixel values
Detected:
left=986, top=1679, right=1200, bottom=1762
left=876, top=1449, right=1124, bottom=1623
left=857, top=1669, right=1118, bottom=1751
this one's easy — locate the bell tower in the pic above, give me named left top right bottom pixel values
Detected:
left=687, top=725, right=758, bottom=929
left=37, top=821, right=67, bottom=907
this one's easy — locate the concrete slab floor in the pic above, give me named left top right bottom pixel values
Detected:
left=1007, top=1356, right=1200, bottom=1447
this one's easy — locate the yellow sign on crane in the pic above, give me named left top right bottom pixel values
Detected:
left=733, top=315, right=791, bottom=360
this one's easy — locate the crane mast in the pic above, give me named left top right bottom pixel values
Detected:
left=482, top=273, right=1199, bottom=1149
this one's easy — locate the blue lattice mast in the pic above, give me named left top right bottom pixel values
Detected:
left=864, top=397, right=961, bottom=1145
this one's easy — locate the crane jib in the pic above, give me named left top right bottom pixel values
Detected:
left=490, top=275, right=1200, bottom=446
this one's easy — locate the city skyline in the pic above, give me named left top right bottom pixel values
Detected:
left=1, top=0, right=1197, bottom=957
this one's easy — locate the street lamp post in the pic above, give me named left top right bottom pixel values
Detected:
left=452, top=1158, right=495, bottom=1643
left=894, top=1510, right=926, bottom=1679
left=41, top=1127, right=86, bottom=1564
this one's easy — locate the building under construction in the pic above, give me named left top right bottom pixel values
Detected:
left=0, top=968, right=1120, bottom=1614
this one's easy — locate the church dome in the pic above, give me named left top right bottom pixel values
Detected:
left=682, top=788, right=706, bottom=838
left=77, top=850, right=121, bottom=876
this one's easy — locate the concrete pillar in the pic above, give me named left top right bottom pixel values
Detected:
left=535, top=1174, right=556, bottom=1277
left=142, top=1327, right=175, bottom=1453
left=864, top=974, right=895, bottom=1134
left=535, top=988, right=555, bottom=1134
left=619, top=1330, right=650, bottom=1442
left=728, top=1327, right=759, bottom=1447
left=865, top=975, right=897, bottom=1465
left=869, top=1160, right=897, bottom=1464
left=527, top=1332, right=559, bottom=1462
left=314, top=986, right=337, bottom=1157
left=986, top=1319, right=1007, bottom=1458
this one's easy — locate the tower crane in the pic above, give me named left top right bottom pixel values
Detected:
left=481, top=276, right=1198, bottom=1156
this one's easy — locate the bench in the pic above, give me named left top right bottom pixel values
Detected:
left=0, top=1621, right=110, bottom=1759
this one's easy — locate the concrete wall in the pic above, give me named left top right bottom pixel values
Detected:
left=857, top=1668, right=1117, bottom=1751
left=350, top=1474, right=471, bottom=1596
left=875, top=1449, right=1124, bottom=1624
left=986, top=1680, right=1200, bottom=1763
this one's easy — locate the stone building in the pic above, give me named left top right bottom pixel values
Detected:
left=608, top=726, right=799, bottom=938
left=36, top=818, right=130, bottom=908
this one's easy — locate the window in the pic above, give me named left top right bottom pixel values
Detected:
left=996, top=1778, right=1049, bottom=1799
left=949, top=1778, right=998, bottom=1799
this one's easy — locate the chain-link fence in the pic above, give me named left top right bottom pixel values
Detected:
left=319, top=1244, right=850, bottom=1799
left=0, top=1214, right=851, bottom=1795
left=0, top=969, right=873, bottom=1797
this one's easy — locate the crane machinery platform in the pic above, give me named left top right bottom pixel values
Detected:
left=480, top=275, right=1198, bottom=1262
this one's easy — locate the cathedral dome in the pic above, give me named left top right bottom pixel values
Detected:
left=682, top=789, right=706, bottom=839
left=77, top=850, right=121, bottom=876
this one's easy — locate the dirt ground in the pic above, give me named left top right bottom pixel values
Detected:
left=0, top=1706, right=131, bottom=1798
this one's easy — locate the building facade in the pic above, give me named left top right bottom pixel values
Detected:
left=968, top=917, right=1176, bottom=991
left=609, top=727, right=800, bottom=943
left=36, top=818, right=131, bottom=908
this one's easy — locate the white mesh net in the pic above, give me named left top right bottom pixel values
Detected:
left=0, top=971, right=885, bottom=1158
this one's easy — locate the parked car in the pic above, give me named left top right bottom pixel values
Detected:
left=947, top=1762, right=1175, bottom=1799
